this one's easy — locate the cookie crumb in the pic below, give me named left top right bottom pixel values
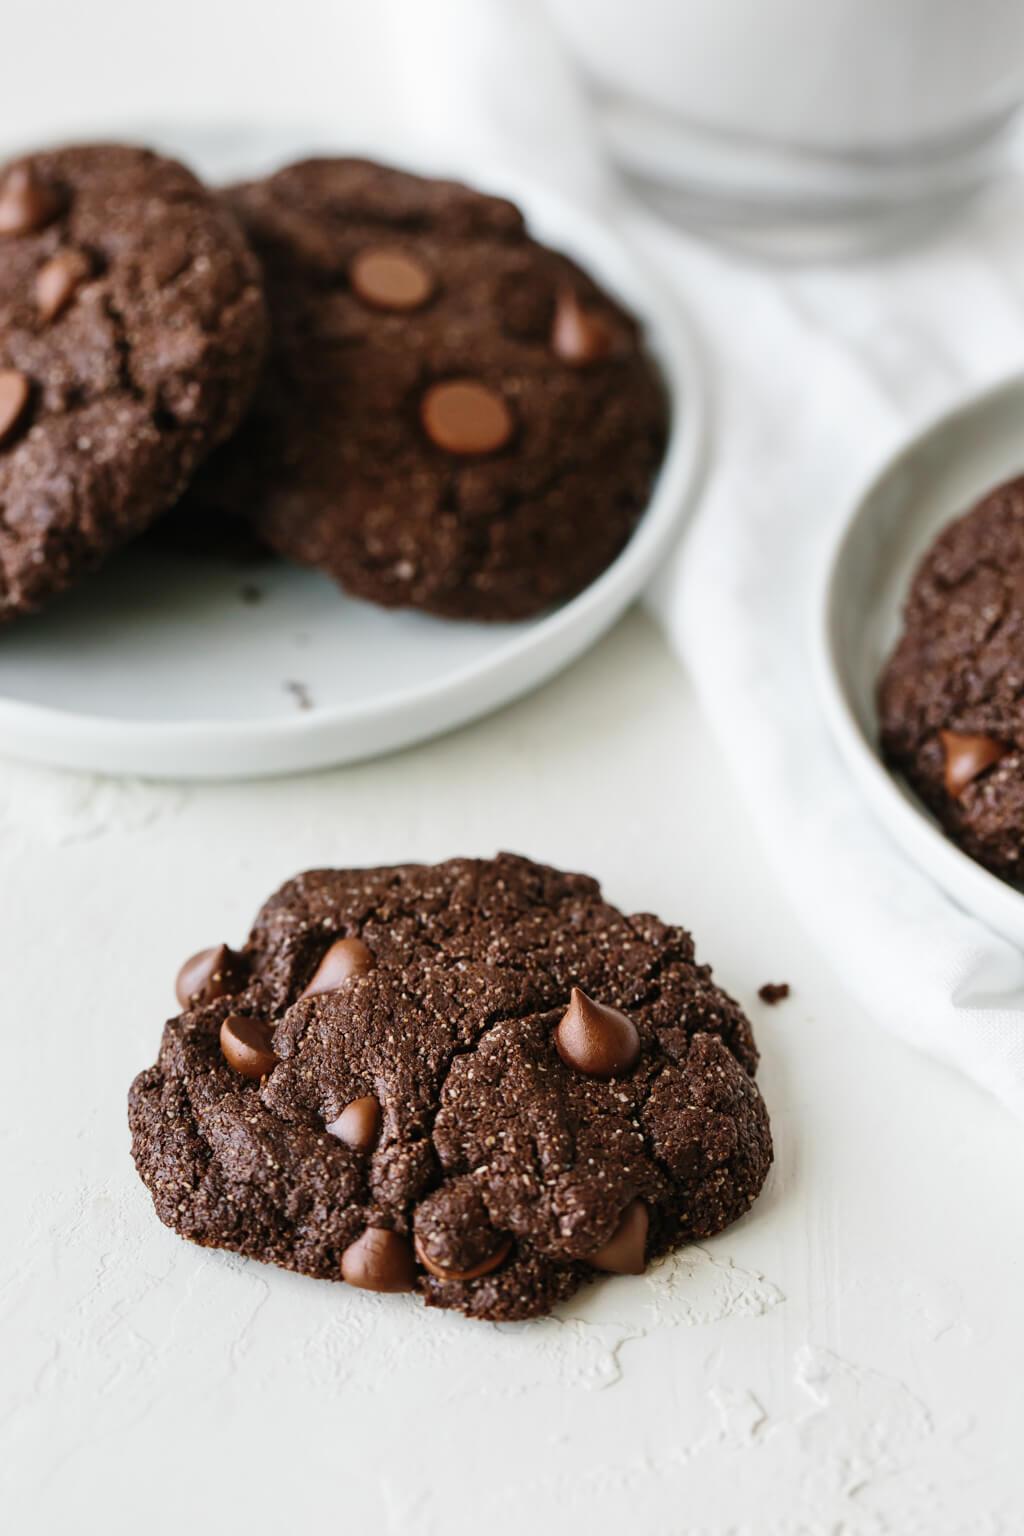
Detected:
left=284, top=679, right=313, bottom=710
left=758, top=982, right=790, bottom=1005
left=240, top=583, right=264, bottom=604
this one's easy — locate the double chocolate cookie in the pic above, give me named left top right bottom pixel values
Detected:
left=879, top=474, right=1024, bottom=881
left=185, top=158, right=667, bottom=622
left=129, top=854, right=772, bottom=1322
left=0, top=144, right=266, bottom=622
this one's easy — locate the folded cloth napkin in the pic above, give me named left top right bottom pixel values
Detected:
left=383, top=0, right=1024, bottom=1118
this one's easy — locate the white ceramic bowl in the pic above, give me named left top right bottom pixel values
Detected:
left=0, top=131, right=707, bottom=780
left=817, top=372, right=1024, bottom=949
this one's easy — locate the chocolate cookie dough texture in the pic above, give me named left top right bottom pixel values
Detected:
left=186, top=158, right=668, bottom=621
left=0, top=144, right=266, bottom=622
left=879, top=474, right=1024, bottom=881
left=129, top=854, right=772, bottom=1322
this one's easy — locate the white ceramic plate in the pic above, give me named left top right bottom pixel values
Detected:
left=817, top=372, right=1024, bottom=950
left=0, top=126, right=706, bottom=779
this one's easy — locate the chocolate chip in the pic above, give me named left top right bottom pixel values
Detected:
left=350, top=246, right=434, bottom=311
left=175, top=943, right=245, bottom=1009
left=0, top=370, right=30, bottom=449
left=341, top=1228, right=415, bottom=1292
left=35, top=248, right=91, bottom=323
left=325, top=1095, right=381, bottom=1151
left=0, top=164, right=59, bottom=237
left=555, top=986, right=641, bottom=1078
left=940, top=730, right=1010, bottom=798
left=219, top=1014, right=278, bottom=1079
left=551, top=287, right=613, bottom=365
left=588, top=1199, right=648, bottom=1274
left=758, top=981, right=790, bottom=1005
left=414, top=1231, right=512, bottom=1282
left=149, top=229, right=191, bottom=287
left=421, top=379, right=513, bottom=456
left=300, top=936, right=376, bottom=999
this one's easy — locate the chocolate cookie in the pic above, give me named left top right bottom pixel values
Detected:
left=184, top=158, right=668, bottom=622
left=129, top=855, right=772, bottom=1321
left=879, top=474, right=1024, bottom=881
left=0, top=144, right=266, bottom=622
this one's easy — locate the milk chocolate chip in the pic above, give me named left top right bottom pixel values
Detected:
left=220, top=1015, right=277, bottom=1079
left=0, top=164, right=59, bottom=236
left=589, top=1199, right=648, bottom=1274
left=551, top=287, right=613, bottom=365
left=940, top=730, right=1010, bottom=798
left=555, top=986, right=641, bottom=1078
left=421, top=379, right=513, bottom=456
left=300, top=936, right=376, bottom=999
left=0, top=371, right=30, bottom=448
left=175, top=943, right=245, bottom=1009
left=326, top=1095, right=381, bottom=1152
left=414, top=1232, right=512, bottom=1282
left=35, top=248, right=91, bottom=323
left=341, top=1228, right=415, bottom=1292
left=350, top=246, right=434, bottom=311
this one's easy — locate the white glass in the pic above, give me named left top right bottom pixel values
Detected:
left=545, top=0, right=1024, bottom=255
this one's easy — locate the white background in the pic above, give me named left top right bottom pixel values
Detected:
left=2, top=5, right=1024, bottom=1533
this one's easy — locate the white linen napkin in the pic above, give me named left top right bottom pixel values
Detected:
left=652, top=222, right=1024, bottom=1122
left=382, top=0, right=1024, bottom=1118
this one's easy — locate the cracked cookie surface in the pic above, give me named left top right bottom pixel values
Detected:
left=0, top=143, right=266, bottom=622
left=128, top=854, right=772, bottom=1321
left=879, top=474, right=1024, bottom=882
left=181, top=157, right=668, bottom=622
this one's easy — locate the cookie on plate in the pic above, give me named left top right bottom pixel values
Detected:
left=0, top=143, right=266, bottom=622
left=185, top=158, right=668, bottom=622
left=128, top=854, right=772, bottom=1321
left=879, top=473, right=1024, bottom=881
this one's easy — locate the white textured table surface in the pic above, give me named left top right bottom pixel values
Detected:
left=3, top=2, right=1024, bottom=1527
left=3, top=611, right=1023, bottom=1534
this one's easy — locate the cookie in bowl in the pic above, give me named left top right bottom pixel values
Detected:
left=879, top=473, right=1024, bottom=882
left=128, top=854, right=772, bottom=1321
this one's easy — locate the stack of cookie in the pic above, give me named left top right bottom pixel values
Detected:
left=0, top=144, right=667, bottom=627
